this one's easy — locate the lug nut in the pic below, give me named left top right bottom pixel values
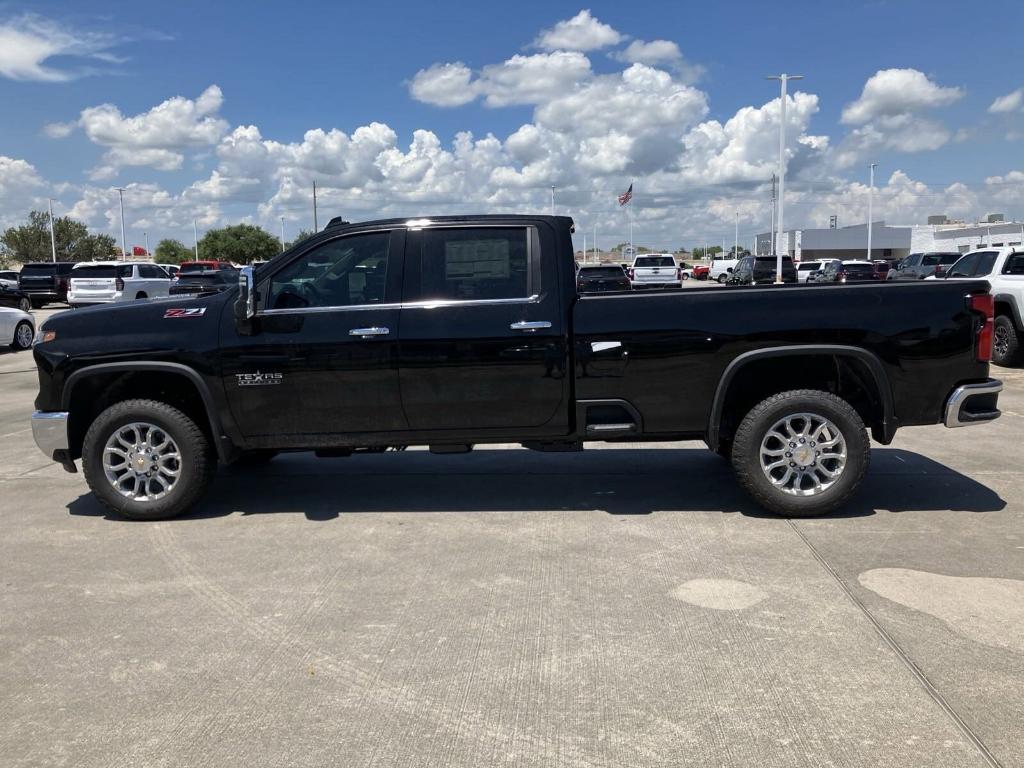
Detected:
left=799, top=438, right=806, bottom=444
left=790, top=442, right=796, bottom=448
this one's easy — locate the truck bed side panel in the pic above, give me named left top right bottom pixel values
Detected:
left=572, top=281, right=990, bottom=436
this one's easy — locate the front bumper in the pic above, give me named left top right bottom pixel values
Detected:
left=32, top=411, right=70, bottom=458
left=944, top=379, right=1002, bottom=428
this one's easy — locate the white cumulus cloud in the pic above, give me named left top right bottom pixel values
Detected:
left=533, top=10, right=622, bottom=52
left=841, top=68, right=963, bottom=124
left=989, top=88, right=1023, bottom=114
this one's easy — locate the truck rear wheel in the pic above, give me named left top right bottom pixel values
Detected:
left=82, top=399, right=215, bottom=521
left=731, top=389, right=869, bottom=517
left=992, top=315, right=1021, bottom=367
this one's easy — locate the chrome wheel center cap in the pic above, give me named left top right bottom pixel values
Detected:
left=793, top=446, right=814, bottom=466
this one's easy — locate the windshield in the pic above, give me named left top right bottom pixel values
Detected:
left=635, top=256, right=675, bottom=267
left=922, top=253, right=959, bottom=266
left=580, top=267, right=624, bottom=278
left=798, top=263, right=820, bottom=271
left=20, top=264, right=56, bottom=276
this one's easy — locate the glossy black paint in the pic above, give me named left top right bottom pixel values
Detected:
left=33, top=215, right=995, bottom=461
left=729, top=256, right=798, bottom=285
left=0, top=283, right=31, bottom=310
left=576, top=265, right=631, bottom=293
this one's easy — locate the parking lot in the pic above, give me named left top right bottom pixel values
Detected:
left=2, top=307, right=1023, bottom=768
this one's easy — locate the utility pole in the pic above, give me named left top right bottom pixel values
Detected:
left=280, top=217, right=286, bottom=252
left=734, top=212, right=739, bottom=258
left=866, top=163, right=877, bottom=260
left=767, top=74, right=803, bottom=282
left=550, top=186, right=555, bottom=216
left=313, top=180, right=319, bottom=233
left=114, top=187, right=128, bottom=262
left=593, top=222, right=597, bottom=262
left=193, top=219, right=199, bottom=261
left=770, top=173, right=777, bottom=256
left=47, top=198, right=58, bottom=263
left=144, top=231, right=149, bottom=258
left=582, top=232, right=587, bottom=263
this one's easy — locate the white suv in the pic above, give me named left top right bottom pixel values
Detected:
left=628, top=254, right=681, bottom=289
left=68, top=261, right=171, bottom=307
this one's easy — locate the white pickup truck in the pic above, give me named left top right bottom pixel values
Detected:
left=709, top=256, right=740, bottom=284
left=627, top=254, right=681, bottom=289
left=932, top=246, right=1024, bottom=366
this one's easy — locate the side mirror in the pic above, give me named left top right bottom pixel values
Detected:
left=726, top=267, right=733, bottom=273
left=235, top=266, right=256, bottom=334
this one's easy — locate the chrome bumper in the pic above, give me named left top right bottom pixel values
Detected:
left=944, top=380, right=1003, bottom=428
left=31, top=411, right=70, bottom=458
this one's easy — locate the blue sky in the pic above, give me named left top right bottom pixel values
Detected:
left=1, top=0, right=1022, bottom=250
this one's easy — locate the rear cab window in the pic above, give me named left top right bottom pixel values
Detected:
left=634, top=256, right=675, bottom=268
left=579, top=266, right=625, bottom=278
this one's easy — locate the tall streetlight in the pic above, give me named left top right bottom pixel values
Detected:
left=767, top=74, right=803, bottom=283
left=280, top=216, right=286, bottom=252
left=144, top=231, right=149, bottom=258
left=114, top=187, right=128, bottom=261
left=550, top=186, right=555, bottom=216
left=193, top=219, right=199, bottom=261
left=47, top=198, right=58, bottom=262
left=866, top=162, right=878, bottom=261
left=734, top=211, right=739, bottom=258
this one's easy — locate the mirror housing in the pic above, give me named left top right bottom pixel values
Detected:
left=234, top=265, right=256, bottom=333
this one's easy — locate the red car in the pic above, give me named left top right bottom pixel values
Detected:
left=692, top=264, right=710, bottom=280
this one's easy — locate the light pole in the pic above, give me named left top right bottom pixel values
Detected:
left=866, top=162, right=877, bottom=261
left=769, top=172, right=777, bottom=256
left=767, top=74, right=803, bottom=282
left=593, top=222, right=597, bottom=262
left=47, top=198, right=58, bottom=262
left=193, top=219, right=199, bottom=261
left=734, top=212, right=739, bottom=258
left=550, top=186, right=555, bottom=216
left=312, top=180, right=319, bottom=233
left=144, top=231, right=149, bottom=258
left=114, top=187, right=128, bottom=261
left=280, top=217, right=286, bottom=252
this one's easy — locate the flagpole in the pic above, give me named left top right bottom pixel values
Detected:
left=629, top=179, right=634, bottom=256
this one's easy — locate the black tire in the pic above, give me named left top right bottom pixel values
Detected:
left=12, top=321, right=33, bottom=350
left=992, top=315, right=1022, bottom=367
left=731, top=389, right=870, bottom=517
left=18, top=297, right=31, bottom=313
left=236, top=449, right=278, bottom=465
left=717, top=273, right=729, bottom=284
left=82, top=399, right=215, bottom=521
left=680, top=273, right=689, bottom=281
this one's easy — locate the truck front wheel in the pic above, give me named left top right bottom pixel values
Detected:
left=992, top=315, right=1021, bottom=367
left=82, top=399, right=215, bottom=521
left=731, top=389, right=870, bottom=517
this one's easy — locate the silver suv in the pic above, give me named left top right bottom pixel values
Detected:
left=887, top=252, right=960, bottom=280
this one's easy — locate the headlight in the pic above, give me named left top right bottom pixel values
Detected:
left=34, top=328, right=55, bottom=344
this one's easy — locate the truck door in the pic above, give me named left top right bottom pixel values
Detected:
left=397, top=223, right=570, bottom=434
left=220, top=229, right=407, bottom=437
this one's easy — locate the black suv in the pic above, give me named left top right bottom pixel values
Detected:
left=18, top=262, right=76, bottom=307
left=728, top=256, right=797, bottom=285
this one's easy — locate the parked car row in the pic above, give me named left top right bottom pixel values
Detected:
left=0, top=260, right=241, bottom=308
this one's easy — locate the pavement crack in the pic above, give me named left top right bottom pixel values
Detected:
left=786, top=518, right=1004, bottom=768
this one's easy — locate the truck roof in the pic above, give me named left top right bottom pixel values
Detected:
left=325, top=214, right=576, bottom=232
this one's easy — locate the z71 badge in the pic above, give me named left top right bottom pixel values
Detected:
left=164, top=308, right=206, bottom=318
left=236, top=371, right=283, bottom=387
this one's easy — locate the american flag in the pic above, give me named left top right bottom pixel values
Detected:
left=617, top=183, right=633, bottom=206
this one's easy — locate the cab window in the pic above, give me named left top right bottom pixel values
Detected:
left=416, top=228, right=530, bottom=301
left=267, top=232, right=390, bottom=310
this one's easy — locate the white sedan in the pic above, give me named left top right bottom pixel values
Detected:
left=1, top=307, right=35, bottom=351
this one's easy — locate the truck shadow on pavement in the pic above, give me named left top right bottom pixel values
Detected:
left=67, top=447, right=1006, bottom=521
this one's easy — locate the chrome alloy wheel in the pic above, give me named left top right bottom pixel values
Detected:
left=759, top=412, right=847, bottom=496
left=102, top=422, right=181, bottom=502
left=15, top=322, right=33, bottom=348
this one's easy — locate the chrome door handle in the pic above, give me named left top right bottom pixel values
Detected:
left=510, top=321, right=552, bottom=332
left=349, top=326, right=390, bottom=337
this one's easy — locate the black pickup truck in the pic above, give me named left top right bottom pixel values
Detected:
left=31, top=215, right=1002, bottom=520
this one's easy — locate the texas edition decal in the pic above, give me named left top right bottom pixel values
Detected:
left=236, top=371, right=284, bottom=387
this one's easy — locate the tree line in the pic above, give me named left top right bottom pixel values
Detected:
left=0, top=210, right=315, bottom=268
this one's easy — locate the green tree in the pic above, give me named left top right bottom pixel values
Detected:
left=154, top=239, right=195, bottom=265
left=0, top=211, right=116, bottom=263
left=197, top=224, right=281, bottom=265
left=288, top=229, right=316, bottom=249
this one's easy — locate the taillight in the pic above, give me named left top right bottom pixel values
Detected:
left=675, top=268, right=681, bottom=279
left=115, top=277, right=125, bottom=291
left=970, top=293, right=994, bottom=363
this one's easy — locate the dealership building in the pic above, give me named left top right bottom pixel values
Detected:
left=756, top=215, right=1024, bottom=262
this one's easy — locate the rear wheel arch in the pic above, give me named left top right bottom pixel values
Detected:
left=993, top=295, right=1023, bottom=330
left=708, top=346, right=894, bottom=452
left=63, top=362, right=232, bottom=462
